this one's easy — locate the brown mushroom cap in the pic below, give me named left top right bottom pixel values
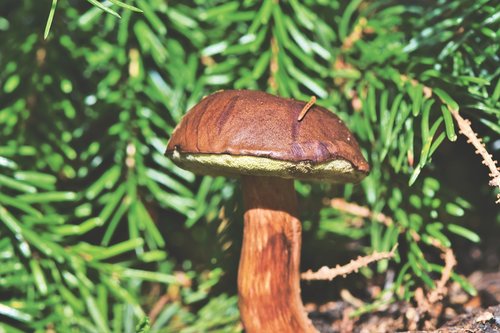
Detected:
left=166, top=90, right=370, bottom=183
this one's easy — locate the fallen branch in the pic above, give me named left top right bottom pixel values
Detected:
left=449, top=109, right=500, bottom=204
left=301, top=245, right=398, bottom=281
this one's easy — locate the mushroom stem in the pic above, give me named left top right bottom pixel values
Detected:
left=238, top=176, right=317, bottom=333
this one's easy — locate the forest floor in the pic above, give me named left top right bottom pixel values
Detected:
left=307, top=237, right=500, bottom=333
left=308, top=270, right=500, bottom=332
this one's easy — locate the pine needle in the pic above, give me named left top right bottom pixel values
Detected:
left=44, top=0, right=58, bottom=39
left=297, top=96, right=316, bottom=121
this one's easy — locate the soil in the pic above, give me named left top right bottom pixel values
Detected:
left=308, top=271, right=500, bottom=333
left=439, top=305, right=500, bottom=333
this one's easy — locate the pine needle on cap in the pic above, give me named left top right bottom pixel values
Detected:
left=298, top=96, right=316, bottom=121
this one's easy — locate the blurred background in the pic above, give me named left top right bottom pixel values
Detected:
left=0, top=1, right=498, bottom=332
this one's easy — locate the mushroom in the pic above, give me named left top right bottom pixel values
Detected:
left=165, top=90, right=369, bottom=333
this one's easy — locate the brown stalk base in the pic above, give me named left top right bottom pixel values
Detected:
left=238, top=176, right=317, bottom=333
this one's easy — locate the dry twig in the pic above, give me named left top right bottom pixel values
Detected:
left=342, top=17, right=371, bottom=50
left=449, top=109, right=500, bottom=204
left=340, top=307, right=355, bottom=333
left=301, top=245, right=398, bottom=281
left=148, top=293, right=170, bottom=324
left=427, top=242, right=457, bottom=304
left=414, top=240, right=457, bottom=323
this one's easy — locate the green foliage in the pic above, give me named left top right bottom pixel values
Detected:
left=136, top=317, right=151, bottom=333
left=1, top=0, right=499, bottom=331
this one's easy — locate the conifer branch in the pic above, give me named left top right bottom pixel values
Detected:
left=401, top=73, right=500, bottom=204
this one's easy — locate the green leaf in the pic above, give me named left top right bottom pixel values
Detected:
left=0, top=193, right=42, bottom=217
left=134, top=200, right=165, bottom=247
left=168, top=8, right=197, bottom=29
left=3, top=75, right=20, bottom=93
left=44, top=0, right=58, bottom=39
left=408, top=252, right=422, bottom=277
left=17, top=191, right=77, bottom=203
left=14, top=171, right=57, bottom=190
left=108, top=0, right=143, bottom=13
left=339, top=0, right=363, bottom=40
left=29, top=259, right=48, bottom=295
left=202, top=41, right=228, bottom=57
left=420, top=99, right=434, bottom=143
left=0, top=205, right=23, bottom=235
left=451, top=272, right=477, bottom=296
left=198, top=2, right=239, bottom=21
left=136, top=317, right=151, bottom=333
left=0, top=174, right=37, bottom=193
left=287, top=65, right=327, bottom=98
left=146, top=168, right=192, bottom=197
left=272, top=6, right=291, bottom=48
left=84, top=293, right=111, bottom=333
left=409, top=83, right=424, bottom=117
left=419, top=270, right=436, bottom=289
left=252, top=50, right=271, bottom=80
left=93, top=238, right=144, bottom=260
left=86, top=0, right=121, bottom=18
left=440, top=105, right=457, bottom=141
left=445, top=202, right=465, bottom=217
left=248, top=0, right=273, bottom=34
left=101, top=199, right=128, bottom=246
left=103, top=266, right=178, bottom=284
left=0, top=303, right=32, bottom=322
left=365, top=85, right=377, bottom=122
left=53, top=217, right=102, bottom=236
left=99, top=184, right=126, bottom=223
left=86, top=165, right=121, bottom=200
left=433, top=88, right=459, bottom=112
left=285, top=17, right=312, bottom=54
left=78, top=6, right=104, bottom=28
left=135, top=0, right=165, bottom=36
left=447, top=224, right=480, bottom=243
left=425, top=222, right=451, bottom=247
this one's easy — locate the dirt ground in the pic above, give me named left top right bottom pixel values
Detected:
left=308, top=271, right=500, bottom=332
